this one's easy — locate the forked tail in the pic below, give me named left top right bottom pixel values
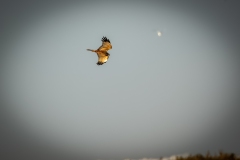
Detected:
left=87, top=49, right=96, bottom=52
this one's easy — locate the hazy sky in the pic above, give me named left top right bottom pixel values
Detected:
left=1, top=1, right=240, bottom=160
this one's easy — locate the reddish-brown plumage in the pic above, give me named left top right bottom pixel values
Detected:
left=87, top=36, right=112, bottom=65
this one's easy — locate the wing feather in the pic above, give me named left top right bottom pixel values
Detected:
left=96, top=52, right=110, bottom=65
left=97, top=36, right=112, bottom=52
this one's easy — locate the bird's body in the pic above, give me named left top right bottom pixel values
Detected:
left=87, top=36, right=112, bottom=65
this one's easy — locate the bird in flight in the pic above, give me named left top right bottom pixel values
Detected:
left=87, top=36, right=112, bottom=65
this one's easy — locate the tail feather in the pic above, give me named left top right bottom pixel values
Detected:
left=87, top=49, right=95, bottom=52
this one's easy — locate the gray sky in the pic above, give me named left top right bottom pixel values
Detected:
left=1, top=1, right=240, bottom=160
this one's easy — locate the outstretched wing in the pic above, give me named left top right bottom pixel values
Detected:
left=97, top=36, right=112, bottom=52
left=96, top=52, right=110, bottom=65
